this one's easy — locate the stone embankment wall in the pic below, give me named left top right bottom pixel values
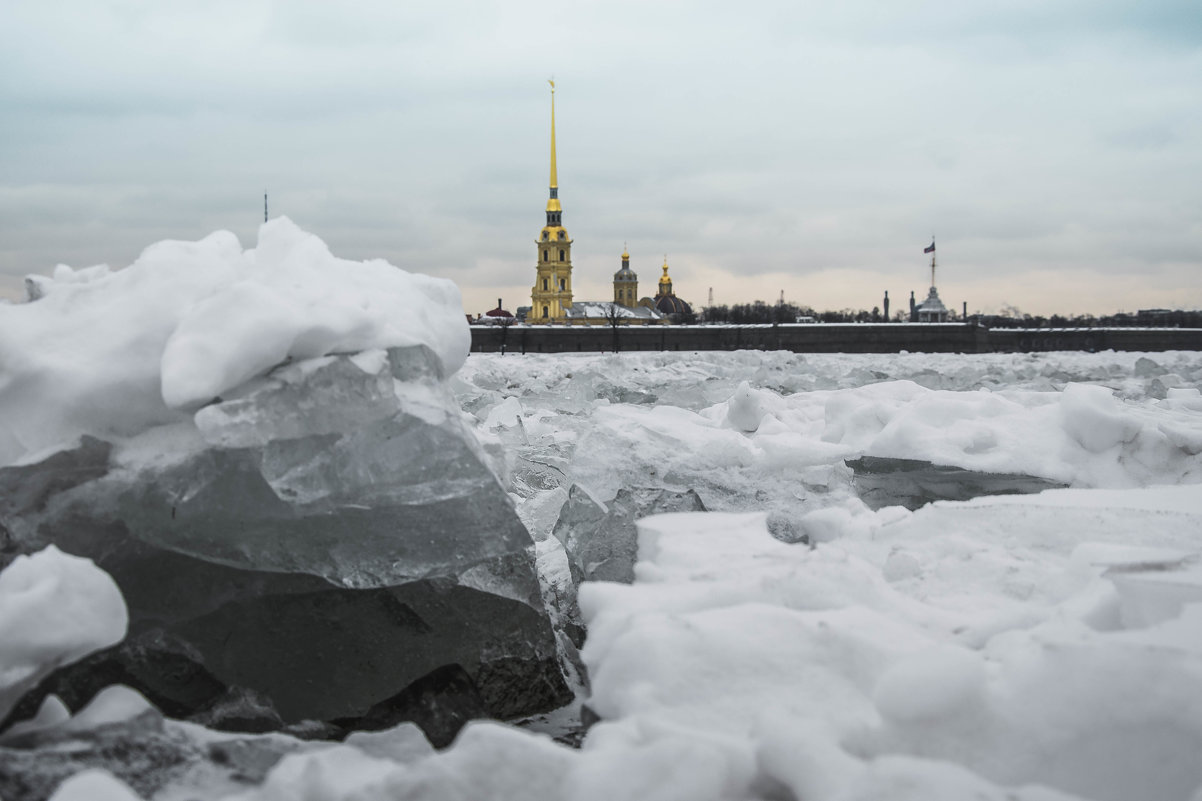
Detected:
left=470, top=324, right=1202, bottom=355
left=984, top=327, right=1202, bottom=353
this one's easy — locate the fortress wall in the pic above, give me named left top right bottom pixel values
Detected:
left=471, top=324, right=1202, bottom=355
left=985, top=327, right=1202, bottom=353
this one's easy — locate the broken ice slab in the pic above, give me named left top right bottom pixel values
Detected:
left=2, top=449, right=570, bottom=728
left=1070, top=543, right=1202, bottom=630
left=1107, top=560, right=1202, bottom=629
left=542, top=485, right=707, bottom=651
left=0, top=436, right=112, bottom=533
left=193, top=345, right=446, bottom=449
left=0, top=344, right=573, bottom=729
left=106, top=345, right=535, bottom=589
left=113, top=422, right=535, bottom=589
left=553, top=485, right=707, bottom=585
left=846, top=456, right=1067, bottom=511
left=332, top=663, right=488, bottom=749
left=3, top=550, right=569, bottom=725
left=511, top=450, right=572, bottom=499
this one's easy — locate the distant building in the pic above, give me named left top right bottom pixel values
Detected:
left=563, top=248, right=664, bottom=325
left=565, top=300, right=663, bottom=324
left=472, top=298, right=515, bottom=325
left=912, top=240, right=950, bottom=323
left=613, top=247, right=638, bottom=307
left=646, top=257, right=693, bottom=321
left=1137, top=309, right=1172, bottom=326
left=915, top=286, right=949, bottom=322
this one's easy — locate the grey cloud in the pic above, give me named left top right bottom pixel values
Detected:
left=1, top=0, right=1199, bottom=316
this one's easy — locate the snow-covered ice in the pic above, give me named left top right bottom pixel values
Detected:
left=578, top=494, right=1202, bottom=801
left=45, top=349, right=1194, bottom=801
left=210, top=431, right=1202, bottom=800
left=4, top=254, right=1202, bottom=800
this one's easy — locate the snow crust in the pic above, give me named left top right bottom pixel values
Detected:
left=0, top=218, right=469, bottom=466
left=10, top=348, right=1202, bottom=800
left=581, top=494, right=1202, bottom=801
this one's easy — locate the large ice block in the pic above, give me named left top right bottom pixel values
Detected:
left=846, top=456, right=1068, bottom=511
left=0, top=346, right=570, bottom=730
left=553, top=485, right=707, bottom=585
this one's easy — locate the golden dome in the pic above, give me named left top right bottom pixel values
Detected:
left=659, top=258, right=671, bottom=286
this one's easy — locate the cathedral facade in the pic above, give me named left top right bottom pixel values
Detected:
left=529, top=83, right=685, bottom=326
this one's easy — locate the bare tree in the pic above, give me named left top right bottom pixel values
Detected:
left=605, top=305, right=623, bottom=353
left=496, top=315, right=515, bottom=354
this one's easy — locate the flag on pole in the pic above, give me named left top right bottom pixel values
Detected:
left=923, top=241, right=936, bottom=254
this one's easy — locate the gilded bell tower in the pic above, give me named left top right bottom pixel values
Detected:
left=531, top=80, right=573, bottom=322
left=657, top=256, right=674, bottom=298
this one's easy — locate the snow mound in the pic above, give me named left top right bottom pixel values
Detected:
left=821, top=379, right=1202, bottom=487
left=723, top=380, right=778, bottom=432
left=47, top=769, right=142, bottom=801
left=577, top=490, right=1202, bottom=801
left=0, top=218, right=469, bottom=466
left=0, top=546, right=127, bottom=722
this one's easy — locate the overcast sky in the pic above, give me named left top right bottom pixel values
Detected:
left=2, top=0, right=1200, bottom=317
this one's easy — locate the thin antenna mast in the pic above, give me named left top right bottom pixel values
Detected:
left=264, top=193, right=268, bottom=223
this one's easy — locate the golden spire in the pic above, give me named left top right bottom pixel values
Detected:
left=546, top=80, right=561, bottom=213
left=549, top=79, right=557, bottom=190
left=659, top=256, right=671, bottom=287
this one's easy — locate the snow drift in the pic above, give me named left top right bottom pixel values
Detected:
left=0, top=217, right=469, bottom=466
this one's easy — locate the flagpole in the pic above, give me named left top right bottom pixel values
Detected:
left=930, top=234, right=936, bottom=289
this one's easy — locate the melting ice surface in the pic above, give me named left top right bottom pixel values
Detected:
left=9, top=346, right=1202, bottom=800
